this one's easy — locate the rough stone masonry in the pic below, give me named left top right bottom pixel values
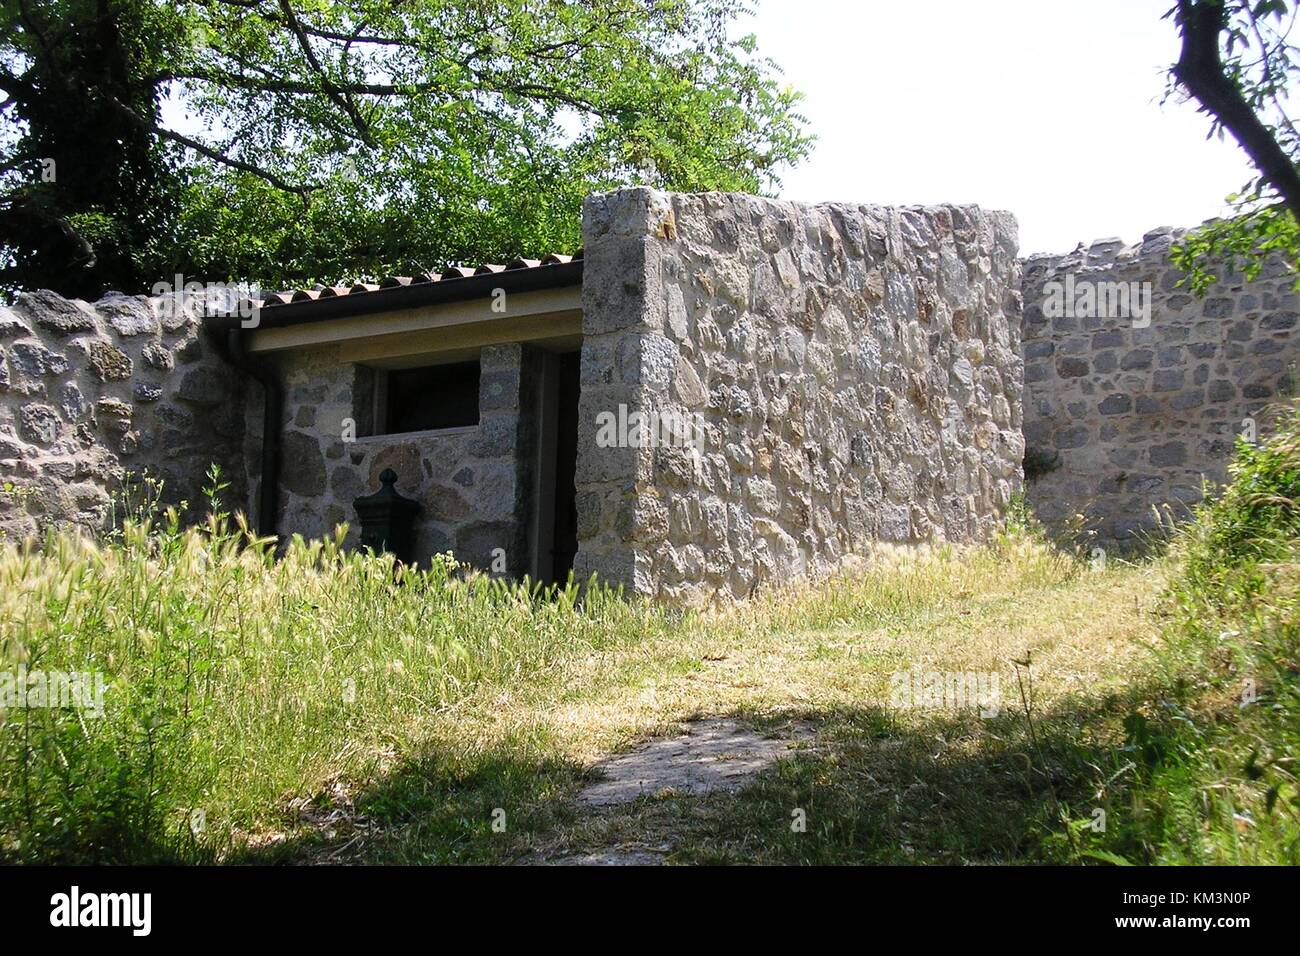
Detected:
left=0, top=290, right=244, bottom=540
left=1, top=186, right=1294, bottom=600
left=241, top=341, right=538, bottom=577
left=572, top=189, right=1024, bottom=602
left=1021, top=230, right=1298, bottom=552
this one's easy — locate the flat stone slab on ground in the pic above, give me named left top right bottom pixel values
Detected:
left=576, top=718, right=812, bottom=807
left=547, top=846, right=668, bottom=866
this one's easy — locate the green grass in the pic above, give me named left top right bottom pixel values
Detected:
left=2, top=412, right=1299, bottom=864
left=1087, top=409, right=1300, bottom=864
left=0, top=503, right=675, bottom=863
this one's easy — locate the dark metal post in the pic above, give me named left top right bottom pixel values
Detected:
left=352, top=468, right=422, bottom=563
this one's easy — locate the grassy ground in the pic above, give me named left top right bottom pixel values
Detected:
left=3, top=416, right=1298, bottom=864
left=326, top=538, right=1164, bottom=865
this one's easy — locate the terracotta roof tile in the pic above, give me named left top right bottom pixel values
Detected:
left=229, top=250, right=583, bottom=323
left=250, top=250, right=582, bottom=311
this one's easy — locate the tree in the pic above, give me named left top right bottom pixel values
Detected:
left=0, top=0, right=178, bottom=298
left=0, top=0, right=811, bottom=297
left=1167, top=0, right=1300, bottom=292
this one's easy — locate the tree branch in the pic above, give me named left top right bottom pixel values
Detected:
left=276, top=0, right=375, bottom=146
left=1174, top=0, right=1300, bottom=218
left=106, top=94, right=316, bottom=196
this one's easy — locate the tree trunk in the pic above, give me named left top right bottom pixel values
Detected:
left=1174, top=0, right=1300, bottom=220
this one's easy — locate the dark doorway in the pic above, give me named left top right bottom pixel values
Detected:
left=550, top=352, right=580, bottom=584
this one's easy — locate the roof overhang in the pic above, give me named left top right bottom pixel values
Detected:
left=243, top=258, right=583, bottom=362
left=247, top=283, right=582, bottom=363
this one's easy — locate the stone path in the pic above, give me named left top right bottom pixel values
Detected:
left=577, top=718, right=812, bottom=807
left=540, top=718, right=812, bottom=865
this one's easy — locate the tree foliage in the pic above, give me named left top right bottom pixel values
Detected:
left=1167, top=0, right=1300, bottom=292
left=0, top=0, right=812, bottom=297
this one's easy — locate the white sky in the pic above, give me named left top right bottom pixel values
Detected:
left=745, top=0, right=1258, bottom=255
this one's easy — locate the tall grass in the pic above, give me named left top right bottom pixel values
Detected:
left=1085, top=405, right=1300, bottom=864
left=0, top=499, right=673, bottom=863
left=5, top=407, right=1298, bottom=865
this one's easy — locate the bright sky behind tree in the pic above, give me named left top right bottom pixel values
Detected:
left=746, top=0, right=1258, bottom=254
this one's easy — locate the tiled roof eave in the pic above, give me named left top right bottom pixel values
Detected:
left=226, top=252, right=582, bottom=330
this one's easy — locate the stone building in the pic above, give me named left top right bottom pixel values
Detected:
left=20, top=185, right=1297, bottom=599
left=237, top=247, right=584, bottom=586
left=231, top=188, right=1024, bottom=601
left=0, top=188, right=1024, bottom=602
left=7, top=189, right=1294, bottom=596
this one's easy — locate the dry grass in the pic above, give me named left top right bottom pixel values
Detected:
left=1, top=499, right=1173, bottom=864
left=10, top=419, right=1299, bottom=864
left=327, top=538, right=1166, bottom=864
left=436, top=543, right=1159, bottom=762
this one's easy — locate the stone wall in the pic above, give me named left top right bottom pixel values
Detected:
left=1021, top=232, right=1299, bottom=551
left=575, top=188, right=1024, bottom=603
left=13, top=198, right=1290, bottom=598
left=0, top=290, right=245, bottom=540
left=246, top=343, right=536, bottom=572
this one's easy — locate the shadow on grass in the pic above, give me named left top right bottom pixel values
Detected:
left=228, top=743, right=589, bottom=865
left=231, top=670, right=1169, bottom=865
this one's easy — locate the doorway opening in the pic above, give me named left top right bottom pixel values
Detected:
left=549, top=351, right=581, bottom=585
